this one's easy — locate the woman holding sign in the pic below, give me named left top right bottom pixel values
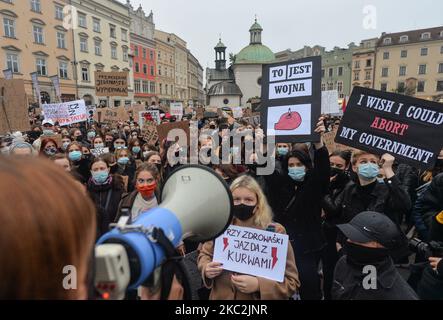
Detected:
left=198, top=175, right=300, bottom=300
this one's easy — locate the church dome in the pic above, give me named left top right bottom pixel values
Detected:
left=236, top=44, right=275, bottom=64
left=208, top=81, right=243, bottom=96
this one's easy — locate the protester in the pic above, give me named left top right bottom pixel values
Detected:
left=39, top=138, right=59, bottom=158
left=32, top=119, right=56, bottom=151
left=128, top=138, right=143, bottom=162
left=67, top=141, right=91, bottom=183
left=61, top=135, right=72, bottom=152
left=198, top=175, right=300, bottom=300
left=332, top=211, right=418, bottom=300
left=92, top=136, right=105, bottom=149
left=53, top=153, right=71, bottom=172
left=87, top=157, right=125, bottom=238
left=0, top=157, right=96, bottom=299
left=115, top=148, right=136, bottom=191
left=9, top=141, right=34, bottom=156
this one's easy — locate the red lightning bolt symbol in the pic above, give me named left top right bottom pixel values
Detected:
left=223, top=237, right=229, bottom=251
left=271, top=247, right=278, bottom=269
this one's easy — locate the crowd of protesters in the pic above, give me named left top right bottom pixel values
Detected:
left=0, top=106, right=442, bottom=300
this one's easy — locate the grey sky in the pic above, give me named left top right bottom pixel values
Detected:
left=122, top=0, right=443, bottom=73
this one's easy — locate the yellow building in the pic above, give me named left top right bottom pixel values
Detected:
left=374, top=27, right=443, bottom=101
left=154, top=30, right=175, bottom=105
left=71, top=0, right=133, bottom=107
left=0, top=0, right=76, bottom=103
left=351, top=38, right=378, bottom=90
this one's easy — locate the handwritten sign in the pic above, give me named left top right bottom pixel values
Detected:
left=42, top=99, right=87, bottom=126
left=232, top=107, right=243, bottom=119
left=157, top=121, right=190, bottom=144
left=321, top=90, right=340, bottom=114
left=141, top=122, right=159, bottom=145
left=95, top=72, right=128, bottom=97
left=335, top=87, right=443, bottom=169
left=139, top=110, right=161, bottom=126
left=0, top=79, right=30, bottom=133
left=213, top=225, right=289, bottom=282
left=170, top=102, right=184, bottom=120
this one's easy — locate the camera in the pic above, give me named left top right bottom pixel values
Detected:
left=408, top=238, right=443, bottom=259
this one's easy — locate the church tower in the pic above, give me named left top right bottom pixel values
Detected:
left=214, top=38, right=227, bottom=70
left=249, top=18, right=263, bottom=44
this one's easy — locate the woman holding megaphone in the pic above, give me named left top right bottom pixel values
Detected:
left=198, top=175, right=300, bottom=300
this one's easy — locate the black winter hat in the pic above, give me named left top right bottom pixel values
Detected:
left=287, top=149, right=312, bottom=170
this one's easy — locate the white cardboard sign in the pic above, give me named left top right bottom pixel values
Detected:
left=42, top=99, right=87, bottom=126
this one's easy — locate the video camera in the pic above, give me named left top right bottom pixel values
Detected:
left=94, top=165, right=233, bottom=299
left=409, top=238, right=443, bottom=259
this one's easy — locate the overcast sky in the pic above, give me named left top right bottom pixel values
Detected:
left=121, top=0, right=443, bottom=72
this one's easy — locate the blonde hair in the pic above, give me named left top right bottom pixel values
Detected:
left=351, top=149, right=380, bottom=166
left=230, top=175, right=273, bottom=228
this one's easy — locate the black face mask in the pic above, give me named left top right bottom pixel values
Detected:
left=109, top=164, right=118, bottom=174
left=76, top=135, right=83, bottom=142
left=155, top=163, right=162, bottom=172
left=330, top=167, right=344, bottom=177
left=345, top=241, right=389, bottom=266
left=434, top=159, right=443, bottom=169
left=233, top=204, right=256, bottom=221
left=330, top=167, right=349, bottom=188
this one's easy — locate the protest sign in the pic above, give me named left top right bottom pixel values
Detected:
left=101, top=106, right=129, bottom=123
left=95, top=72, right=128, bottom=97
left=157, top=121, right=190, bottom=144
left=86, top=105, right=97, bottom=123
left=42, top=99, right=87, bottom=126
left=335, top=87, right=443, bottom=169
left=50, top=75, right=61, bottom=99
left=170, top=102, right=184, bottom=120
left=129, top=104, right=147, bottom=122
left=0, top=79, right=30, bottom=133
left=321, top=90, right=340, bottom=114
left=91, top=147, right=110, bottom=157
left=141, top=122, right=159, bottom=145
left=213, top=225, right=289, bottom=282
left=139, top=110, right=161, bottom=126
left=261, top=56, right=321, bottom=143
left=232, top=107, right=243, bottom=119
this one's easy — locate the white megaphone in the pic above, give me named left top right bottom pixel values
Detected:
left=95, top=165, right=233, bottom=299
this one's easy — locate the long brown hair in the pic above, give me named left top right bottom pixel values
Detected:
left=0, top=157, right=96, bottom=299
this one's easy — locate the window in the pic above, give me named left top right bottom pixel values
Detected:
left=143, top=48, right=147, bottom=59
left=80, top=37, right=88, bottom=52
left=110, top=25, right=116, bottom=38
left=365, top=70, right=371, bottom=80
left=158, top=51, right=161, bottom=60
left=123, top=47, right=128, bottom=62
left=135, top=62, right=139, bottom=73
left=150, top=50, right=154, bottom=60
left=382, top=68, right=389, bottom=77
left=165, top=84, right=168, bottom=94
left=421, top=32, right=431, bottom=40
left=121, top=29, right=127, bottom=41
left=399, top=66, right=406, bottom=76
left=3, top=18, right=15, bottom=38
left=338, top=67, right=343, bottom=76
left=36, top=58, right=47, bottom=76
left=134, top=46, right=139, bottom=57
left=150, top=66, right=155, bottom=76
left=417, top=81, right=425, bottom=93
left=6, top=53, right=19, bottom=73
left=397, top=82, right=405, bottom=92
left=159, top=83, right=162, bottom=94
left=321, top=83, right=326, bottom=91
left=383, top=52, right=390, bottom=60
left=437, top=81, right=443, bottom=92
left=55, top=5, right=64, bottom=20
left=93, top=40, right=101, bottom=55
left=93, top=18, right=100, bottom=33
left=383, top=38, right=391, bottom=45
left=81, top=66, right=89, bottom=81
left=78, top=13, right=87, bottom=28
left=328, top=68, right=333, bottom=77
left=366, top=59, right=372, bottom=67
left=380, top=83, right=387, bottom=92
left=142, top=81, right=149, bottom=93
left=441, top=46, right=443, bottom=54
left=57, top=32, right=66, bottom=49
left=321, top=69, right=325, bottom=77
left=134, top=80, right=141, bottom=93
left=31, top=0, right=41, bottom=13
left=400, top=35, right=408, bottom=43
left=33, top=25, right=44, bottom=44
left=421, top=48, right=428, bottom=56
left=111, top=45, right=117, bottom=59
left=158, top=66, right=162, bottom=76
left=419, top=64, right=427, bottom=75
left=327, top=82, right=333, bottom=90
left=150, top=82, right=155, bottom=93
left=354, top=60, right=360, bottom=69
left=143, top=64, right=147, bottom=74
left=353, top=71, right=359, bottom=81
left=439, top=63, right=443, bottom=74
left=337, top=81, right=343, bottom=93
left=59, top=61, right=68, bottom=79
left=401, top=50, right=407, bottom=58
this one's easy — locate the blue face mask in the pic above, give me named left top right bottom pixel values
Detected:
left=43, top=130, right=53, bottom=136
left=95, top=143, right=105, bottom=149
left=114, top=144, right=125, bottom=150
left=87, top=132, right=96, bottom=139
left=278, top=147, right=289, bottom=156
left=358, top=163, right=380, bottom=180
left=92, top=170, right=109, bottom=185
left=68, top=150, right=82, bottom=162
left=288, top=166, right=306, bottom=181
left=118, top=157, right=129, bottom=165
left=132, top=146, right=141, bottom=154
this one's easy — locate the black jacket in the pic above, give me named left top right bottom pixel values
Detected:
left=332, top=256, right=419, bottom=300
left=323, top=176, right=411, bottom=226
left=268, top=146, right=330, bottom=253
left=117, top=159, right=136, bottom=192
left=413, top=173, right=443, bottom=232
left=87, top=174, right=125, bottom=238
left=71, top=156, right=92, bottom=184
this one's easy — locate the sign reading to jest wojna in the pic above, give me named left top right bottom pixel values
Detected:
left=213, top=225, right=289, bottom=282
